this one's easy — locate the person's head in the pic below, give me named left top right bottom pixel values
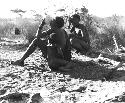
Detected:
left=70, top=14, right=80, bottom=27
left=50, top=17, right=64, bottom=29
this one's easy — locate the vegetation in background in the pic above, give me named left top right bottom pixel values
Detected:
left=1, top=3, right=125, bottom=103
left=0, top=6, right=125, bottom=51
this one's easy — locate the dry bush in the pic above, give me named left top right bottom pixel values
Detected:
left=1, top=10, right=125, bottom=52
left=84, top=15, right=125, bottom=51
left=98, top=15, right=125, bottom=51
left=0, top=19, right=15, bottom=39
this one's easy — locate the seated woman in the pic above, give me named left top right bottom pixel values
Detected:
left=46, top=17, right=73, bottom=71
left=12, top=17, right=72, bottom=71
left=69, top=14, right=90, bottom=55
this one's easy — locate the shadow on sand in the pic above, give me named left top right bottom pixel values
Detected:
left=50, top=59, right=125, bottom=82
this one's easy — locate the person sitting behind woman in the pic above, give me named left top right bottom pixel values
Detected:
left=69, top=14, right=90, bottom=55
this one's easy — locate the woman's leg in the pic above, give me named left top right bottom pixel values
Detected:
left=71, top=38, right=83, bottom=52
left=47, top=46, right=72, bottom=71
left=79, top=40, right=90, bottom=51
left=71, top=38, right=90, bottom=54
left=13, top=38, right=47, bottom=66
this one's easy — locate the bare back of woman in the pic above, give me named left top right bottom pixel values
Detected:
left=47, top=28, right=72, bottom=71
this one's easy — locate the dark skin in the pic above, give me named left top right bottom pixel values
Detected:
left=37, top=19, right=73, bottom=71
left=45, top=19, right=73, bottom=71
left=12, top=19, right=49, bottom=66
left=13, top=18, right=73, bottom=71
left=69, top=16, right=90, bottom=54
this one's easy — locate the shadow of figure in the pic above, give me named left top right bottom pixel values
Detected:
left=50, top=59, right=125, bottom=81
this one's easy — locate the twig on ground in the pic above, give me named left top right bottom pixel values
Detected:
left=102, top=61, right=124, bottom=81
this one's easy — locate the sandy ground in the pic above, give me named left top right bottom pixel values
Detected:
left=0, top=42, right=125, bottom=103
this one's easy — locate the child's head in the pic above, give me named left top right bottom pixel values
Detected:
left=50, top=17, right=64, bottom=29
left=69, top=14, right=80, bottom=27
left=72, top=14, right=80, bottom=21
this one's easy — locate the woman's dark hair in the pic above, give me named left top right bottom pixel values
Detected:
left=55, top=17, right=64, bottom=28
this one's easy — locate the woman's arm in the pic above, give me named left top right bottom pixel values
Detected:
left=35, top=19, right=46, bottom=38
left=78, top=24, right=90, bottom=44
left=78, top=24, right=88, bottom=37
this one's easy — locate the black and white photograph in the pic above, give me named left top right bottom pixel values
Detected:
left=0, top=0, right=125, bottom=102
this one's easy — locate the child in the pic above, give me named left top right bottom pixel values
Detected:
left=69, top=14, right=90, bottom=54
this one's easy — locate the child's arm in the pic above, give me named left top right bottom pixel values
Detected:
left=79, top=24, right=88, bottom=37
